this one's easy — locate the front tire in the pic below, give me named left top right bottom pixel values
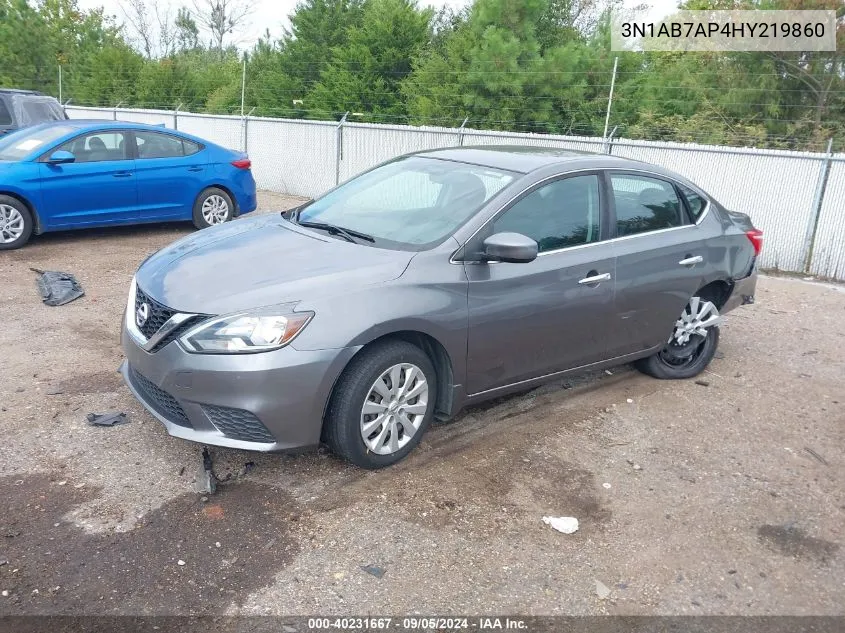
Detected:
left=323, top=340, right=437, bottom=469
left=193, top=187, right=234, bottom=229
left=0, top=196, right=34, bottom=250
left=635, top=296, right=722, bottom=380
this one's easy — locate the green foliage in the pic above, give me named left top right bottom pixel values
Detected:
left=0, top=0, right=841, bottom=150
left=308, top=0, right=433, bottom=120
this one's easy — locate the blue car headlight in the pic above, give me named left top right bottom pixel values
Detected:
left=180, top=305, right=314, bottom=354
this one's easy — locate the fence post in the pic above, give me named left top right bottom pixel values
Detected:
left=602, top=56, right=618, bottom=140
left=457, top=117, right=469, bottom=146
left=174, top=103, right=182, bottom=130
left=802, top=137, right=834, bottom=274
left=58, top=64, right=62, bottom=103
left=335, top=111, right=349, bottom=186
left=603, top=125, right=618, bottom=155
left=240, top=58, right=247, bottom=118
left=243, top=107, right=255, bottom=154
left=113, top=101, right=123, bottom=121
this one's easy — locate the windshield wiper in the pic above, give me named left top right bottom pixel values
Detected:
left=297, top=221, right=375, bottom=243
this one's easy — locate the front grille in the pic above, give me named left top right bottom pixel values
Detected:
left=135, top=286, right=177, bottom=339
left=150, top=316, right=206, bottom=352
left=129, top=366, right=191, bottom=428
left=202, top=404, right=275, bottom=443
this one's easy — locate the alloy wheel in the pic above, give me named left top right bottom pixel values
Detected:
left=360, top=363, right=429, bottom=456
left=201, top=195, right=230, bottom=225
left=0, top=204, right=25, bottom=244
left=659, top=296, right=723, bottom=368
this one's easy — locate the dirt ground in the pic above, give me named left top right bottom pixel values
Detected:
left=0, top=191, right=843, bottom=617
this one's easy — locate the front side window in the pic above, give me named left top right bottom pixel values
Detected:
left=298, top=156, right=516, bottom=249
left=135, top=131, right=186, bottom=159
left=491, top=175, right=601, bottom=253
left=58, top=132, right=128, bottom=163
left=610, top=174, right=686, bottom=237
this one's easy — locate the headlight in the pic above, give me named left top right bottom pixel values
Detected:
left=179, top=306, right=314, bottom=354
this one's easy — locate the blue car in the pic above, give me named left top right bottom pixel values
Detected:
left=0, top=120, right=257, bottom=249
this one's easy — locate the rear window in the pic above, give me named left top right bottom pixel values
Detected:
left=11, top=95, right=66, bottom=126
left=0, top=125, right=76, bottom=161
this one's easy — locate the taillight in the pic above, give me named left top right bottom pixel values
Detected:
left=745, top=229, right=763, bottom=257
left=231, top=158, right=251, bottom=169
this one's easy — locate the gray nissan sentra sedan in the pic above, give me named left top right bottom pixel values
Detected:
left=121, top=147, right=761, bottom=469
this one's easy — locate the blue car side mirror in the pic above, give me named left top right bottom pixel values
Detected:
left=48, top=150, right=76, bottom=164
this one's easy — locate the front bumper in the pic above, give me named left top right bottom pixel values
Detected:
left=121, top=326, right=357, bottom=452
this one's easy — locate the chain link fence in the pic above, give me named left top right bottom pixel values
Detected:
left=65, top=105, right=845, bottom=281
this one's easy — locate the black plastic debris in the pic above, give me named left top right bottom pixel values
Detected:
left=86, top=412, right=129, bottom=427
left=31, top=268, right=84, bottom=306
left=199, top=447, right=217, bottom=494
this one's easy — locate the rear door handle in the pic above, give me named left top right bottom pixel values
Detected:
left=113, top=171, right=132, bottom=178
left=187, top=166, right=203, bottom=172
left=679, top=255, right=703, bottom=267
left=578, top=272, right=612, bottom=285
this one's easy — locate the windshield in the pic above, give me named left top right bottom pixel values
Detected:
left=0, top=125, right=76, bottom=161
left=298, top=156, right=517, bottom=249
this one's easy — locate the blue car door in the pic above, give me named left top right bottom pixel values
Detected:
left=132, top=130, right=207, bottom=220
left=38, top=130, right=138, bottom=228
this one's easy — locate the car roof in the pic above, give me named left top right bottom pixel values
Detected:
left=0, top=88, right=44, bottom=96
left=24, top=119, right=210, bottom=142
left=415, top=145, right=655, bottom=175
left=44, top=119, right=175, bottom=131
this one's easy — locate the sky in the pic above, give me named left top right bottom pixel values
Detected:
left=77, top=0, right=680, bottom=51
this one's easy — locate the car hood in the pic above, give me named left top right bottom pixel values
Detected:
left=135, top=214, right=416, bottom=314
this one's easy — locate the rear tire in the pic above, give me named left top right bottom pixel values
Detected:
left=192, top=187, right=234, bottom=229
left=323, top=340, right=437, bottom=469
left=635, top=295, right=723, bottom=380
left=0, top=196, right=34, bottom=250
left=635, top=327, right=719, bottom=379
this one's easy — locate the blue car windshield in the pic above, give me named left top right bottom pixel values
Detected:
left=298, top=156, right=517, bottom=249
left=0, top=125, right=76, bottom=161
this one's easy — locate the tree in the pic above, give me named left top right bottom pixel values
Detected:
left=175, top=7, right=199, bottom=51
left=120, top=0, right=155, bottom=58
left=191, top=0, right=252, bottom=53
left=278, top=0, right=366, bottom=98
left=308, top=0, right=432, bottom=119
left=120, top=0, right=181, bottom=58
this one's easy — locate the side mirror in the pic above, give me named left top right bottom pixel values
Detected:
left=483, top=232, right=538, bottom=263
left=47, top=150, right=76, bottom=164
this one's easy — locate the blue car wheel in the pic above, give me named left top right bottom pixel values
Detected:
left=193, top=187, right=235, bottom=230
left=0, top=196, right=33, bottom=250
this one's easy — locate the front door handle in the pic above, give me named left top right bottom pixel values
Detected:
left=113, top=171, right=133, bottom=178
left=679, top=255, right=703, bottom=267
left=187, top=166, right=203, bottom=172
left=578, top=272, right=612, bottom=285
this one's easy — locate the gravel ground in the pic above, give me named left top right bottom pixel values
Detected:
left=0, top=191, right=843, bottom=616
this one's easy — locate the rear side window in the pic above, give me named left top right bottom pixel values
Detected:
left=135, top=131, right=186, bottom=159
left=0, top=100, right=12, bottom=126
left=183, top=139, right=201, bottom=156
left=609, top=174, right=686, bottom=237
left=679, top=184, right=707, bottom=221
